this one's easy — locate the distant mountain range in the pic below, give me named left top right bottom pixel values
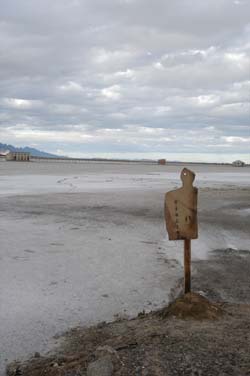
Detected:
left=0, top=143, right=60, bottom=158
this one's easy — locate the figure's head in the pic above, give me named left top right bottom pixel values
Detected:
left=181, top=168, right=195, bottom=186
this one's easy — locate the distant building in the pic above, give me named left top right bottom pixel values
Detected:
left=232, top=160, right=245, bottom=167
left=6, top=152, right=30, bottom=161
left=158, top=159, right=167, bottom=165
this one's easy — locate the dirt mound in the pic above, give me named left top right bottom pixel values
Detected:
left=159, top=292, right=224, bottom=320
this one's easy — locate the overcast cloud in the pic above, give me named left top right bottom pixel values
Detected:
left=0, top=0, right=249, bottom=161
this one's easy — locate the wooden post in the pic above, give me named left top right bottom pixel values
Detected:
left=184, top=239, right=191, bottom=294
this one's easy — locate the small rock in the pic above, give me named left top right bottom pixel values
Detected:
left=87, top=356, right=113, bottom=376
left=6, top=363, right=22, bottom=376
left=95, top=345, right=118, bottom=359
left=34, top=352, right=40, bottom=358
left=95, top=345, right=120, bottom=367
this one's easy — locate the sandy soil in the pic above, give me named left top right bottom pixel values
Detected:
left=0, top=161, right=249, bottom=375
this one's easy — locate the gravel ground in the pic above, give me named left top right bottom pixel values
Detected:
left=7, top=248, right=250, bottom=375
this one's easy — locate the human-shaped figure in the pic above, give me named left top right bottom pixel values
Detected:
left=165, top=168, right=198, bottom=240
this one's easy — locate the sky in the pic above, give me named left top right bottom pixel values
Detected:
left=0, top=0, right=249, bottom=162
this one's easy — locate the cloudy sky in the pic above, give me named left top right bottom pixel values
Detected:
left=0, top=0, right=249, bottom=162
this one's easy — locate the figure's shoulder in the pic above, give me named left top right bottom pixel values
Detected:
left=165, top=190, right=172, bottom=198
left=165, top=187, right=180, bottom=199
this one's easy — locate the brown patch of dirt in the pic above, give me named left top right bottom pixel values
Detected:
left=7, top=296, right=250, bottom=376
left=158, top=292, right=224, bottom=320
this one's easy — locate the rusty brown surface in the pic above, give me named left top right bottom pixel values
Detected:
left=164, top=168, right=198, bottom=240
left=184, top=239, right=191, bottom=293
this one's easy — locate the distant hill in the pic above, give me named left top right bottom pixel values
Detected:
left=0, top=143, right=61, bottom=158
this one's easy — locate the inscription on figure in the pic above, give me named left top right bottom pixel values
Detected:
left=165, top=168, right=198, bottom=240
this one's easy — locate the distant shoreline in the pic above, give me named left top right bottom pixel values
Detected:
left=3, top=155, right=246, bottom=166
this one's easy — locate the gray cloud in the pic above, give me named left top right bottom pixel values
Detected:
left=0, top=0, right=249, bottom=161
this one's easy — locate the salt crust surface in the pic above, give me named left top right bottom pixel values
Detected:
left=0, top=161, right=249, bottom=374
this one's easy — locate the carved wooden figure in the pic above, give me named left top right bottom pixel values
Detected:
left=164, top=168, right=198, bottom=293
left=165, top=168, right=198, bottom=240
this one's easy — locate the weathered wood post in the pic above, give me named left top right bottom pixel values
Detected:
left=184, top=239, right=191, bottom=293
left=164, top=168, right=198, bottom=294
